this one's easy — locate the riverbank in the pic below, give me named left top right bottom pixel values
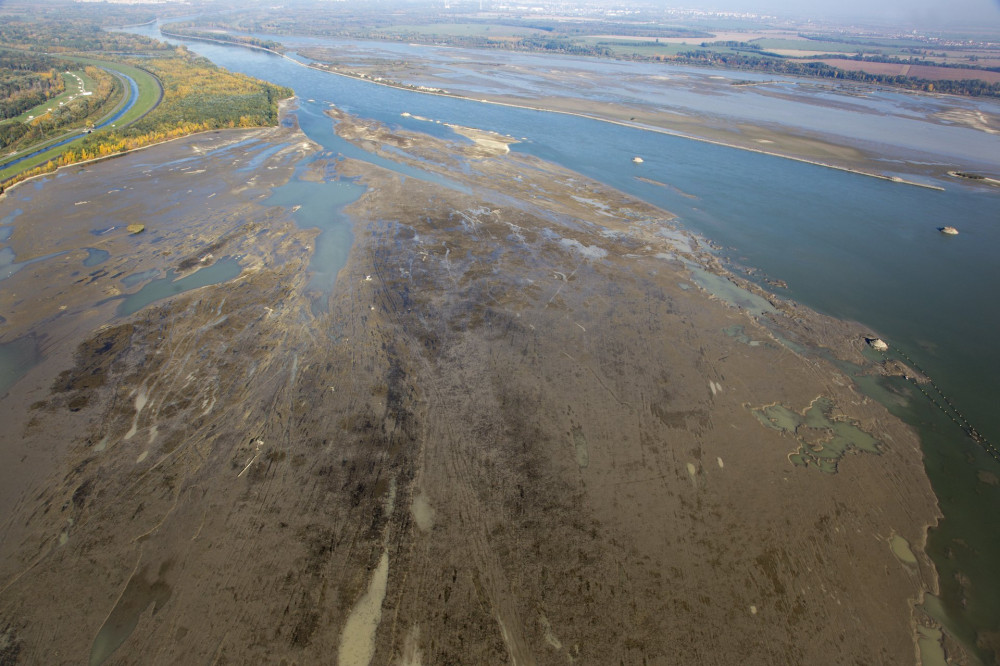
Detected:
left=0, top=94, right=294, bottom=194
left=0, top=105, right=952, bottom=664
left=140, top=29, right=970, bottom=190
left=294, top=57, right=942, bottom=190
left=293, top=44, right=1000, bottom=190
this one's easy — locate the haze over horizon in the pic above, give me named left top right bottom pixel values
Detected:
left=685, top=0, right=1000, bottom=28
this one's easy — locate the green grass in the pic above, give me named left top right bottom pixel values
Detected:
left=751, top=38, right=862, bottom=53
left=7, top=70, right=87, bottom=123
left=0, top=137, right=73, bottom=181
left=576, top=36, right=749, bottom=58
left=67, top=57, right=161, bottom=126
left=0, top=58, right=161, bottom=182
left=596, top=41, right=739, bottom=58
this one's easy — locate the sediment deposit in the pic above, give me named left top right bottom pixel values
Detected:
left=0, top=109, right=944, bottom=664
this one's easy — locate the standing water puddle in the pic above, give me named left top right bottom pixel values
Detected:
left=83, top=248, right=111, bottom=267
left=265, top=174, right=365, bottom=303
left=117, top=257, right=243, bottom=316
left=0, top=335, right=41, bottom=396
left=0, top=246, right=69, bottom=281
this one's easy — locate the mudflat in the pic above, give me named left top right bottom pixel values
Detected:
left=0, top=108, right=945, bottom=664
left=298, top=44, right=1000, bottom=186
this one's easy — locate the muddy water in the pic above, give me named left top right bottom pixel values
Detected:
left=88, top=563, right=173, bottom=666
left=0, top=129, right=312, bottom=395
left=337, top=551, right=390, bottom=666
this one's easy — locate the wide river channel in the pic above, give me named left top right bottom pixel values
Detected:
left=111, top=23, right=1000, bottom=661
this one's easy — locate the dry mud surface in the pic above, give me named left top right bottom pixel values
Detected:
left=0, top=110, right=946, bottom=664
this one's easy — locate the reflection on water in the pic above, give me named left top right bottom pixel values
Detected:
left=121, top=268, right=159, bottom=288
left=294, top=99, right=472, bottom=194
left=89, top=564, right=172, bottom=666
left=0, top=246, right=68, bottom=281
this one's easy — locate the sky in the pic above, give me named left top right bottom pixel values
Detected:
left=700, top=0, right=1000, bottom=27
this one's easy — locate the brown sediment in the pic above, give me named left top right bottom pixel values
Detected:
left=0, top=107, right=948, bottom=664
left=294, top=46, right=986, bottom=188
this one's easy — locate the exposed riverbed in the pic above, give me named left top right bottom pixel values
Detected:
left=0, top=107, right=946, bottom=664
left=0, top=22, right=997, bottom=665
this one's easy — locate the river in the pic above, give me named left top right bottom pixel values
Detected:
left=93, top=22, right=1000, bottom=662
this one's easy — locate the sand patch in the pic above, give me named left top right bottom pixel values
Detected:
left=397, top=625, right=423, bottom=666
left=410, top=492, right=435, bottom=532
left=445, top=123, right=516, bottom=156
left=338, top=551, right=390, bottom=666
left=123, top=387, right=148, bottom=440
left=686, top=462, right=698, bottom=488
left=889, top=534, right=917, bottom=565
left=916, top=625, right=947, bottom=666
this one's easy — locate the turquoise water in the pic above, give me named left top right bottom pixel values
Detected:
left=98, top=24, right=1000, bottom=662
left=265, top=175, right=365, bottom=302
left=83, top=248, right=110, bottom=267
left=116, top=257, right=243, bottom=317
left=0, top=246, right=68, bottom=281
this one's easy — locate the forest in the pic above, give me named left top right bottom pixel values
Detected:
left=0, top=17, right=173, bottom=54
left=0, top=4, right=293, bottom=187
left=56, top=54, right=292, bottom=165
left=0, top=51, right=68, bottom=120
left=0, top=63, right=119, bottom=153
left=161, top=22, right=285, bottom=52
left=671, top=51, right=1000, bottom=97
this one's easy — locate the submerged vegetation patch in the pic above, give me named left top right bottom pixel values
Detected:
left=751, top=396, right=881, bottom=473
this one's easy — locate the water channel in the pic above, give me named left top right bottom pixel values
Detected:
left=71, top=22, right=1000, bottom=661
left=0, top=71, right=141, bottom=171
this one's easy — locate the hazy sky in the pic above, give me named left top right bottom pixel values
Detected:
left=705, top=0, right=1000, bottom=27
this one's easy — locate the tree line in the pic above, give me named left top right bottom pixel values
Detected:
left=22, top=52, right=292, bottom=175
left=1, top=65, right=119, bottom=151
left=0, top=51, right=71, bottom=120
left=673, top=51, right=1000, bottom=97
left=161, top=22, right=285, bottom=53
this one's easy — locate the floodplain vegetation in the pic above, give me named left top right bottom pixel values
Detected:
left=0, top=51, right=70, bottom=121
left=175, top=2, right=1000, bottom=98
left=0, top=3, right=292, bottom=189
left=160, top=22, right=285, bottom=53
left=0, top=55, right=121, bottom=156
left=56, top=55, right=291, bottom=163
